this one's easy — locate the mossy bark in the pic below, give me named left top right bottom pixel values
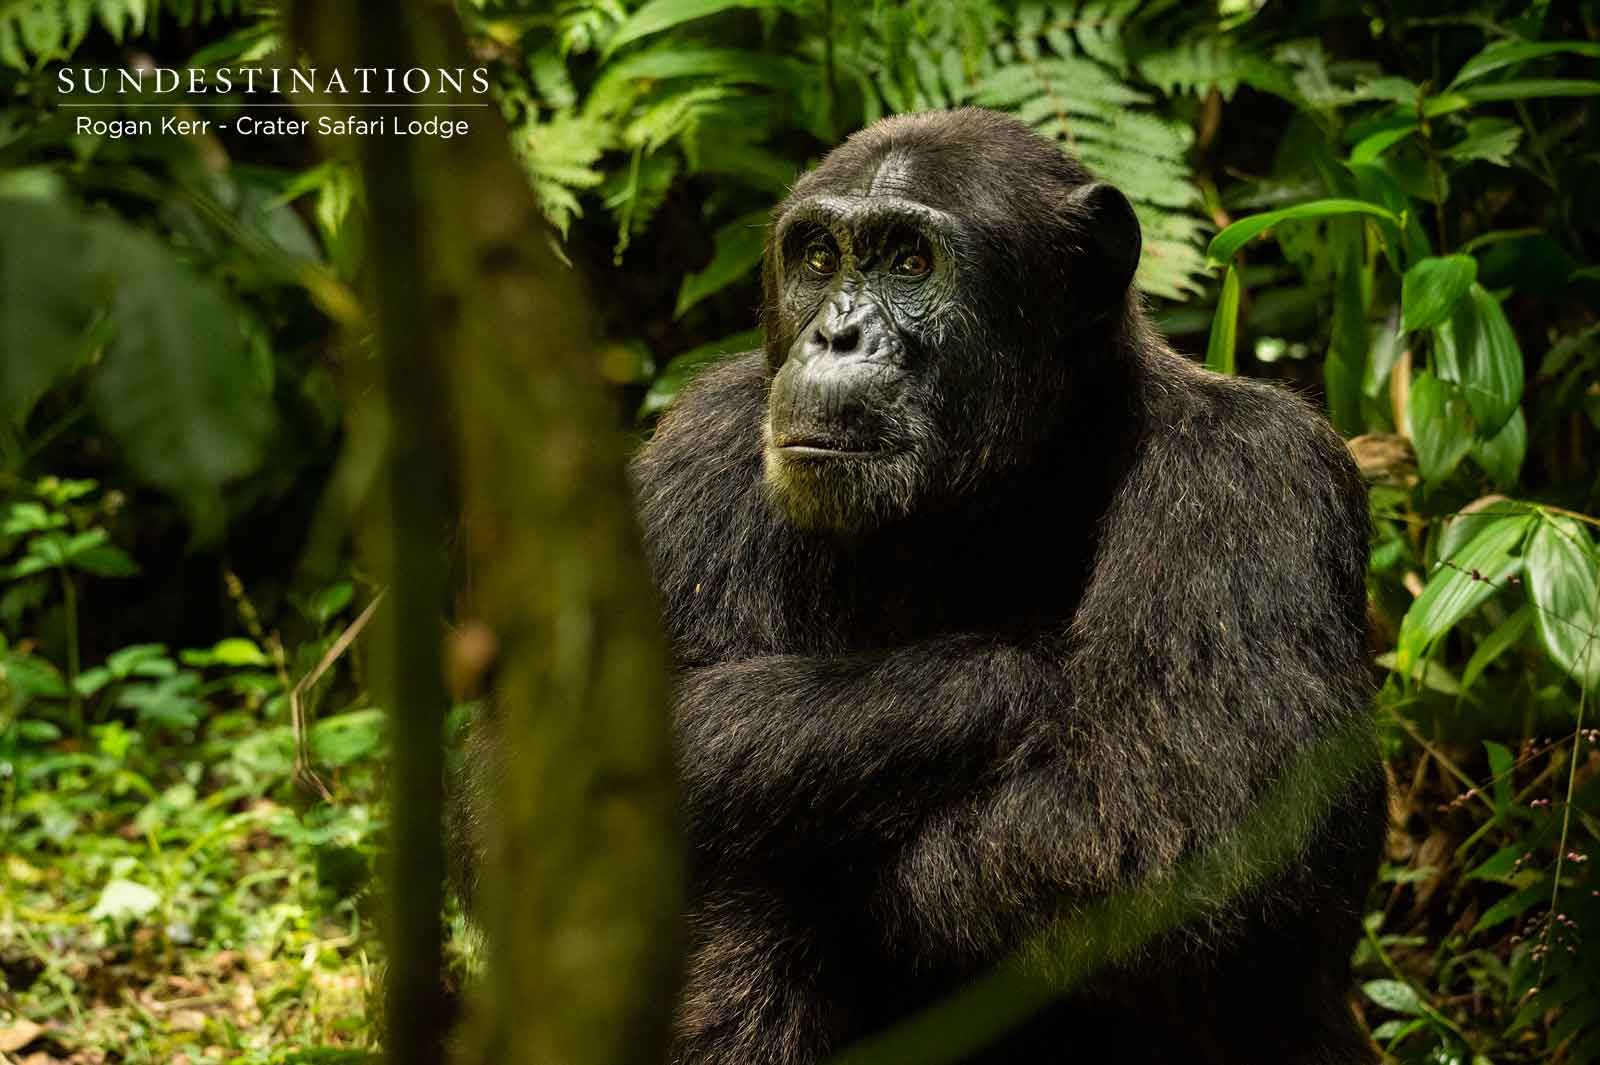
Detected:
left=291, top=5, right=684, bottom=1064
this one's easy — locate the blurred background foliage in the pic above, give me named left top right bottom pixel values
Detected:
left=0, top=0, right=1597, bottom=1062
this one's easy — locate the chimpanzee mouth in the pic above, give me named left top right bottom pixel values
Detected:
left=772, top=433, right=885, bottom=459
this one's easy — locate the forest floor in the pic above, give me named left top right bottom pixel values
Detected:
left=0, top=714, right=389, bottom=1065
left=0, top=712, right=1543, bottom=1063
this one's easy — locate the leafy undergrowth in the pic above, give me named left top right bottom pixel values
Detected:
left=0, top=713, right=386, bottom=1065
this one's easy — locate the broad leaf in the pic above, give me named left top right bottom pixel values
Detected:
left=1348, top=163, right=1431, bottom=270
left=1401, top=255, right=1476, bottom=333
left=1206, top=199, right=1397, bottom=265
left=1451, top=40, right=1600, bottom=87
left=1363, top=980, right=1424, bottom=1017
left=1472, top=882, right=1545, bottom=934
left=181, top=638, right=271, bottom=669
left=84, top=213, right=274, bottom=538
left=1203, top=264, right=1240, bottom=375
left=1349, top=126, right=1414, bottom=163
left=1441, top=118, right=1522, bottom=166
left=1406, top=372, right=1472, bottom=483
left=1362, top=318, right=1403, bottom=399
left=1526, top=516, right=1600, bottom=693
left=0, top=199, right=96, bottom=427
left=1461, top=603, right=1533, bottom=690
left=1431, top=284, right=1524, bottom=439
left=313, top=709, right=389, bottom=767
left=640, top=329, right=761, bottom=416
left=1458, top=79, right=1600, bottom=103
left=1396, top=512, right=1534, bottom=673
left=1472, top=407, right=1525, bottom=489
left=1437, top=498, right=1525, bottom=562
left=605, top=0, right=777, bottom=57
left=90, top=878, right=161, bottom=922
left=675, top=211, right=767, bottom=318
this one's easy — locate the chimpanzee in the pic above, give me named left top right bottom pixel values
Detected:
left=627, top=108, right=1384, bottom=1065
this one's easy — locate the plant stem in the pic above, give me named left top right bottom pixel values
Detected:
left=60, top=567, right=81, bottom=736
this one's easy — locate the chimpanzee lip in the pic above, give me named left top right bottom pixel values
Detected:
left=780, top=444, right=882, bottom=458
left=772, top=433, right=884, bottom=458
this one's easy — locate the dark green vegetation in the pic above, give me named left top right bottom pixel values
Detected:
left=0, top=1, right=1597, bottom=1063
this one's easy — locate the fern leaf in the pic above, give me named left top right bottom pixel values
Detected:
left=513, top=112, right=612, bottom=237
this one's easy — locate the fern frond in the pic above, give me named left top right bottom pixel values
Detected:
left=969, top=49, right=1206, bottom=300
left=602, top=147, right=679, bottom=259
left=859, top=2, right=1211, bottom=301
left=512, top=111, right=613, bottom=237
left=0, top=0, right=243, bottom=68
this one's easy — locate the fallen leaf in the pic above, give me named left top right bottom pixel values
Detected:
left=0, top=1019, right=42, bottom=1052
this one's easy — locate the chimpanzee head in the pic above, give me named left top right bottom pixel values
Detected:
left=759, top=108, right=1142, bottom=534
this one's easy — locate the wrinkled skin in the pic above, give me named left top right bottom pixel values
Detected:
left=757, top=127, right=1140, bottom=536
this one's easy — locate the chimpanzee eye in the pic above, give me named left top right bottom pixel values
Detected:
left=896, top=250, right=931, bottom=277
left=804, top=243, right=838, bottom=275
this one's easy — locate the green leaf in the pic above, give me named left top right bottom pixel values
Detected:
left=0, top=201, right=273, bottom=538
left=1465, top=844, right=1521, bottom=881
left=2, top=651, right=66, bottom=697
left=56, top=529, right=139, bottom=577
left=1461, top=603, right=1533, bottom=690
left=307, top=582, right=354, bottom=626
left=1472, top=406, right=1525, bottom=489
left=1203, top=265, right=1241, bottom=375
left=107, top=643, right=174, bottom=678
left=0, top=199, right=96, bottom=427
left=1363, top=979, right=1424, bottom=1016
left=1525, top=516, right=1600, bottom=693
left=1401, top=255, right=1476, bottom=333
left=1348, top=126, right=1414, bottom=163
left=1372, top=1018, right=1426, bottom=1045
left=1373, top=652, right=1464, bottom=697
left=675, top=211, right=767, bottom=319
left=1472, top=882, right=1544, bottom=934
left=312, top=709, right=388, bottom=767
left=640, top=329, right=760, bottom=417
left=85, top=212, right=275, bottom=538
left=181, top=638, right=270, bottom=669
left=74, top=667, right=113, bottom=696
left=2, top=502, right=66, bottom=535
left=1451, top=40, right=1600, bottom=87
left=1396, top=512, right=1534, bottom=673
left=90, top=878, right=161, bottom=922
left=604, top=0, right=776, bottom=57
left=1362, top=319, right=1403, bottom=399
left=1348, top=163, right=1431, bottom=269
left=17, top=719, right=60, bottom=742
left=1441, top=118, right=1522, bottom=166
left=119, top=673, right=205, bottom=730
left=1206, top=199, right=1397, bottom=265
left=1437, top=499, right=1527, bottom=562
left=1484, top=740, right=1513, bottom=812
left=587, top=46, right=806, bottom=116
left=1406, top=372, right=1472, bottom=483
left=1539, top=323, right=1600, bottom=378
left=1435, top=284, right=1524, bottom=439
left=1458, top=80, right=1600, bottom=103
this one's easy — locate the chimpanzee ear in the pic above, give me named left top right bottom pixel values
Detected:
left=1066, top=181, right=1142, bottom=310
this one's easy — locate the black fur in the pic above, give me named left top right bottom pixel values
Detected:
left=627, top=109, right=1384, bottom=1065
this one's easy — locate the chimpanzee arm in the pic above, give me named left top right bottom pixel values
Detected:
left=675, top=373, right=1376, bottom=956
left=672, top=633, right=1069, bottom=866
left=868, top=375, right=1379, bottom=962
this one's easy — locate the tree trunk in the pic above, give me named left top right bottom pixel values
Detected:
left=290, top=6, right=684, bottom=1065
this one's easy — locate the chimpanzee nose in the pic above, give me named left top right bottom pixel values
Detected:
left=814, top=320, right=861, bottom=354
